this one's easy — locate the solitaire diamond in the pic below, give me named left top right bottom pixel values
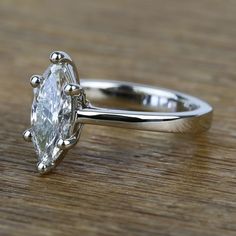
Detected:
left=31, top=63, right=76, bottom=166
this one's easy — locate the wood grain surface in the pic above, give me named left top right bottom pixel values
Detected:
left=1, top=0, right=236, bottom=235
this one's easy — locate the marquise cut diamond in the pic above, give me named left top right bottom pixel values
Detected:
left=31, top=64, right=76, bottom=165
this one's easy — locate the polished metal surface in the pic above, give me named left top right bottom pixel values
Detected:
left=77, top=80, right=213, bottom=133
left=30, top=75, right=41, bottom=88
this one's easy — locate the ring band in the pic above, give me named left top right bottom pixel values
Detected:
left=79, top=79, right=213, bottom=133
left=23, top=51, right=213, bottom=174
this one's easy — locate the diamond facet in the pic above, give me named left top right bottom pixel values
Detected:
left=31, top=63, right=77, bottom=166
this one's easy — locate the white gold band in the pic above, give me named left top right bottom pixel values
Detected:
left=78, top=80, right=213, bottom=133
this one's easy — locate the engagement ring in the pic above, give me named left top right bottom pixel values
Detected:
left=23, top=51, right=213, bottom=174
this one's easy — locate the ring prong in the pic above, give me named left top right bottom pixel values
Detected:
left=57, top=136, right=77, bottom=150
left=64, top=83, right=83, bottom=96
left=23, top=129, right=32, bottom=142
left=50, top=51, right=79, bottom=81
left=50, top=51, right=72, bottom=64
left=30, top=75, right=41, bottom=88
left=37, top=162, right=53, bottom=174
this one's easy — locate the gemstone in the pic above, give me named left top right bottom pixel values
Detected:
left=31, top=63, right=76, bottom=165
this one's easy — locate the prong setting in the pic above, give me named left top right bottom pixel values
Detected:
left=64, top=83, right=83, bottom=96
left=30, top=75, right=41, bottom=88
left=23, top=129, right=32, bottom=142
left=37, top=162, right=54, bottom=174
left=50, top=51, right=72, bottom=64
left=57, top=136, right=78, bottom=150
left=50, top=51, right=64, bottom=63
left=49, top=51, right=80, bottom=82
left=24, top=51, right=84, bottom=174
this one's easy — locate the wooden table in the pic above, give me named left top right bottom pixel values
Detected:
left=1, top=1, right=236, bottom=235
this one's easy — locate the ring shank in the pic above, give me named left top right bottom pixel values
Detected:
left=77, top=80, right=213, bottom=133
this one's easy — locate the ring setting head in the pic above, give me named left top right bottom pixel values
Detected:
left=23, top=51, right=87, bottom=174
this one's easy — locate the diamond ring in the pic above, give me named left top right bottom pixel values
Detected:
left=23, top=51, right=213, bottom=174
